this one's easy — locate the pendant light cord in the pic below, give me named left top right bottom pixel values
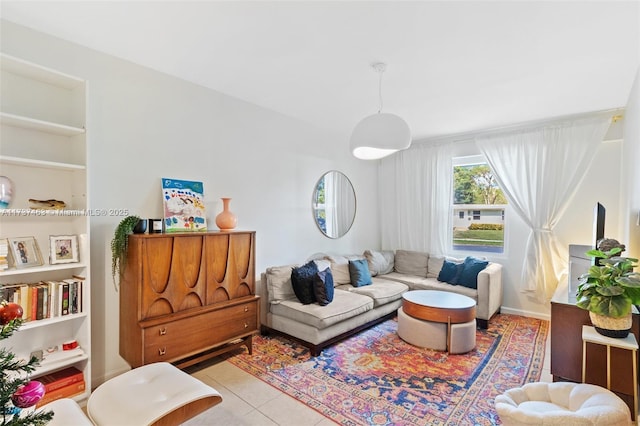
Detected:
left=378, top=68, right=384, bottom=114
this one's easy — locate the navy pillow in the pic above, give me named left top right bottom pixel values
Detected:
left=348, top=259, right=372, bottom=287
left=291, top=261, right=318, bottom=304
left=455, top=256, right=489, bottom=289
left=437, top=260, right=461, bottom=283
left=313, top=267, right=334, bottom=306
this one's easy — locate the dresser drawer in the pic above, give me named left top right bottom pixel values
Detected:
left=142, top=300, right=258, bottom=363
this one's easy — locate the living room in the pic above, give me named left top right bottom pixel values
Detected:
left=1, top=1, right=639, bottom=424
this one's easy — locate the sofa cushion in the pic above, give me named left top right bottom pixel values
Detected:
left=437, top=259, right=464, bottom=284
left=314, top=267, right=334, bottom=306
left=324, top=255, right=351, bottom=285
left=349, top=259, right=372, bottom=287
left=394, top=250, right=428, bottom=277
left=363, top=250, right=394, bottom=276
left=291, top=261, right=319, bottom=304
left=427, top=255, right=445, bottom=278
left=338, top=277, right=408, bottom=307
left=454, top=256, right=489, bottom=289
left=270, top=289, right=374, bottom=329
left=265, top=264, right=298, bottom=304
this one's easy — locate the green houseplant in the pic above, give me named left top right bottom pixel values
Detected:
left=576, top=247, right=640, bottom=338
left=111, top=215, right=141, bottom=289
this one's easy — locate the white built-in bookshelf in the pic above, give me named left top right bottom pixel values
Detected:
left=0, top=53, right=91, bottom=402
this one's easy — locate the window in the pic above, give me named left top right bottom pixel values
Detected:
left=452, top=156, right=507, bottom=253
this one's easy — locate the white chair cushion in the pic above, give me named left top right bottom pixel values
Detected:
left=495, top=382, right=632, bottom=426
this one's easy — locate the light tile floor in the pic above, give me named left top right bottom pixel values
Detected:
left=183, top=326, right=554, bottom=425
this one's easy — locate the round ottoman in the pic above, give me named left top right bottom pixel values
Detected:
left=495, top=382, right=632, bottom=425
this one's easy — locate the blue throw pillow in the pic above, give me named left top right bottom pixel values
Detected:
left=437, top=260, right=463, bottom=283
left=291, top=260, right=318, bottom=304
left=313, top=267, right=334, bottom=306
left=348, top=259, right=372, bottom=287
left=455, top=256, right=489, bottom=289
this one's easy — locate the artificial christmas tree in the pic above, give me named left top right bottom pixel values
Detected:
left=0, top=302, right=52, bottom=425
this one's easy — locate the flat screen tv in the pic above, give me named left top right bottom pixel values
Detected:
left=593, top=202, right=605, bottom=265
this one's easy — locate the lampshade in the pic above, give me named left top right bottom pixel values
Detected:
left=350, top=63, right=411, bottom=160
left=350, top=112, right=411, bottom=160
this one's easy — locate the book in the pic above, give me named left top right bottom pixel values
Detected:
left=35, top=366, right=84, bottom=393
left=31, top=285, right=38, bottom=321
left=35, top=379, right=85, bottom=408
left=61, top=282, right=69, bottom=315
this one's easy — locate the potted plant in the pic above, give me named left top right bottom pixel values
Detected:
left=111, top=215, right=141, bottom=289
left=576, top=246, right=640, bottom=338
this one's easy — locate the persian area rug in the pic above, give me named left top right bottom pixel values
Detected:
left=226, top=314, right=548, bottom=426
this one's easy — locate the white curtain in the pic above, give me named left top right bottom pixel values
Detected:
left=476, top=116, right=611, bottom=301
left=378, top=142, right=453, bottom=253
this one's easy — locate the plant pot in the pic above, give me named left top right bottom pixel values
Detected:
left=589, top=311, right=632, bottom=338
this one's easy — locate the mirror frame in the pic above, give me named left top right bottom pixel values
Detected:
left=312, top=170, right=357, bottom=239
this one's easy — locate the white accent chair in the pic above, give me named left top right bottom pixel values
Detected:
left=495, top=382, right=632, bottom=425
left=38, top=362, right=222, bottom=426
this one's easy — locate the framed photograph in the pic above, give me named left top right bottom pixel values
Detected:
left=8, top=236, right=43, bottom=268
left=49, top=235, right=79, bottom=264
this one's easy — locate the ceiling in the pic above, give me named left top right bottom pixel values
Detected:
left=2, top=1, right=639, bottom=141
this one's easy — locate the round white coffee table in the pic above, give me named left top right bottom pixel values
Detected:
left=398, top=290, right=477, bottom=353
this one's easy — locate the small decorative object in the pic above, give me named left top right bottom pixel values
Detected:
left=133, top=218, right=148, bottom=234
left=215, top=197, right=237, bottom=231
left=0, top=176, right=13, bottom=209
left=7, top=236, right=43, bottom=269
left=0, top=301, right=23, bottom=325
left=49, top=235, right=79, bottom=264
left=11, top=380, right=45, bottom=408
left=149, top=218, right=163, bottom=233
left=111, top=215, right=141, bottom=289
left=28, top=198, right=66, bottom=210
left=161, top=178, right=207, bottom=233
left=576, top=246, right=640, bottom=338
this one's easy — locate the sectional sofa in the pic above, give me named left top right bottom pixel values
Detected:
left=258, top=249, right=503, bottom=356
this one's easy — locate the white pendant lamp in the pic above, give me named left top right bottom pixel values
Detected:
left=350, top=63, right=411, bottom=160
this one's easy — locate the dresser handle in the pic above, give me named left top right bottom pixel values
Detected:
left=244, top=306, right=249, bottom=312
left=159, top=327, right=167, bottom=335
left=244, top=322, right=248, bottom=328
left=158, top=347, right=166, bottom=356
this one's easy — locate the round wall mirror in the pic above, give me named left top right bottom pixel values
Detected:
left=312, top=171, right=356, bottom=239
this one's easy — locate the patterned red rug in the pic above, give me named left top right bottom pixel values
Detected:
left=227, top=314, right=548, bottom=425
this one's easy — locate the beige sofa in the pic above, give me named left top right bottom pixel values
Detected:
left=258, top=250, right=503, bottom=356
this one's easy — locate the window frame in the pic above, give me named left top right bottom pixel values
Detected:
left=451, top=154, right=508, bottom=256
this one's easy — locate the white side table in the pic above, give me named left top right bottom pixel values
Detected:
left=582, top=325, right=638, bottom=421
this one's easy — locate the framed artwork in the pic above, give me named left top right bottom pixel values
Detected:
left=161, top=178, right=207, bottom=233
left=49, top=235, right=79, bottom=264
left=8, top=236, right=43, bottom=268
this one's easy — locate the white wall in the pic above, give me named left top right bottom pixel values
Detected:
left=1, top=21, right=381, bottom=385
left=621, top=68, right=640, bottom=259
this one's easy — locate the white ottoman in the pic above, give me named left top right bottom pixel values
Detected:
left=398, top=306, right=447, bottom=350
left=397, top=307, right=476, bottom=354
left=88, top=362, right=222, bottom=426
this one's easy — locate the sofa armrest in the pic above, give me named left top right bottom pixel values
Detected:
left=257, top=273, right=271, bottom=328
left=476, top=262, right=503, bottom=321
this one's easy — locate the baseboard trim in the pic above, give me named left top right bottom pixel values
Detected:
left=501, top=306, right=550, bottom=322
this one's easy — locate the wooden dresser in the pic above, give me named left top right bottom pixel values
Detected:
left=550, top=295, right=639, bottom=419
left=119, top=231, right=258, bottom=369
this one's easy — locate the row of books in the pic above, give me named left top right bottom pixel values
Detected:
left=0, top=277, right=85, bottom=321
left=0, top=239, right=7, bottom=271
left=34, top=366, right=86, bottom=408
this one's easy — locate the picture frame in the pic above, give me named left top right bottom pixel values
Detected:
left=8, top=236, right=43, bottom=269
left=161, top=178, right=208, bottom=233
left=49, top=235, right=79, bottom=265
